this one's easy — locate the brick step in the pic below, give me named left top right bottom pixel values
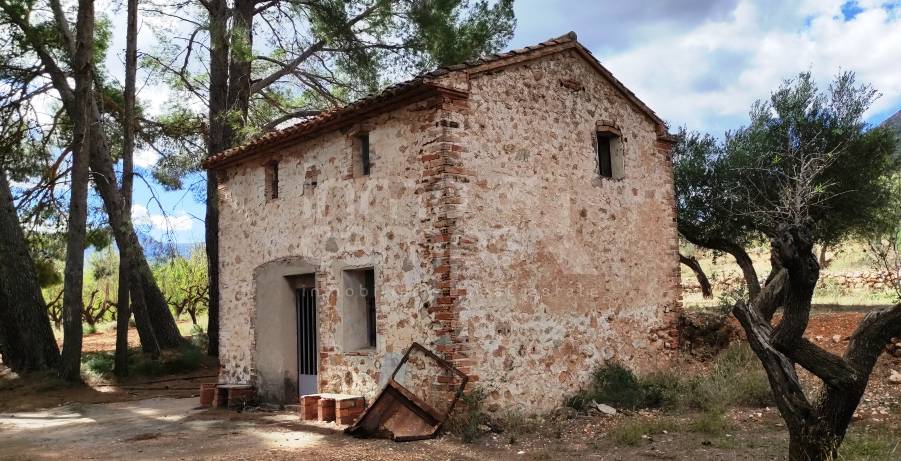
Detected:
left=198, top=384, right=255, bottom=409
left=301, top=393, right=365, bottom=425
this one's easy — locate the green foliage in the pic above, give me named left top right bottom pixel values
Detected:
left=674, top=72, right=899, bottom=252
left=144, top=0, right=516, bottom=188
left=729, top=72, right=898, bottom=242
left=153, top=247, right=208, bottom=322
left=673, top=127, right=759, bottom=249
left=81, top=351, right=115, bottom=377
left=407, top=0, right=516, bottom=68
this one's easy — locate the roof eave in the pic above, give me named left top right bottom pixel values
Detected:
left=203, top=83, right=467, bottom=171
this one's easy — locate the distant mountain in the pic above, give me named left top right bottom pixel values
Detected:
left=880, top=109, right=901, bottom=158
left=882, top=109, right=901, bottom=134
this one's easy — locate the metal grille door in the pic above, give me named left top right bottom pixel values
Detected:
left=296, top=288, right=317, bottom=395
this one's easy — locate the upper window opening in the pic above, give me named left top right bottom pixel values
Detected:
left=265, top=160, right=279, bottom=200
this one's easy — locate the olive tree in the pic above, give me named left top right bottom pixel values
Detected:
left=681, top=71, right=898, bottom=460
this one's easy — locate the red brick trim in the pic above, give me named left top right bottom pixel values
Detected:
left=415, top=93, right=477, bottom=381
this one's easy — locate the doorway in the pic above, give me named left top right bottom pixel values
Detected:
left=296, top=287, right=318, bottom=396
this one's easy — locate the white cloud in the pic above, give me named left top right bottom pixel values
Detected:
left=132, top=204, right=194, bottom=232
left=134, top=148, right=161, bottom=168
left=596, top=0, right=901, bottom=134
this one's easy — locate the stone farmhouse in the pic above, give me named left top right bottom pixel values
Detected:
left=203, top=32, right=681, bottom=412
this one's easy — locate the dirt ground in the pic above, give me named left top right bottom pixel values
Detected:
left=1, top=313, right=899, bottom=460
left=0, top=325, right=218, bottom=413
left=0, top=396, right=793, bottom=461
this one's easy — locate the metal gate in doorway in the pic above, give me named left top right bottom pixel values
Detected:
left=296, top=287, right=317, bottom=396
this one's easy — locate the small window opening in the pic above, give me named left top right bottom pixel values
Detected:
left=265, top=160, right=279, bottom=200
left=595, top=129, right=624, bottom=180
left=353, top=132, right=371, bottom=177
left=597, top=134, right=613, bottom=178
left=341, top=267, right=377, bottom=351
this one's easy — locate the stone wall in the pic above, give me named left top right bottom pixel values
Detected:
left=682, top=270, right=901, bottom=294
left=454, top=50, right=680, bottom=412
left=217, top=99, right=444, bottom=402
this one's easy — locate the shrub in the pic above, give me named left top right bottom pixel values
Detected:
left=189, top=325, right=209, bottom=350
left=566, top=363, right=682, bottom=411
left=637, top=371, right=683, bottom=409
left=496, top=409, right=533, bottom=437
left=447, top=387, right=490, bottom=443
left=566, top=343, right=771, bottom=413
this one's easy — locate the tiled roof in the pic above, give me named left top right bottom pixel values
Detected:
left=203, top=32, right=667, bottom=170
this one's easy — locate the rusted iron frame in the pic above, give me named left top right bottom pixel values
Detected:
left=346, top=341, right=469, bottom=441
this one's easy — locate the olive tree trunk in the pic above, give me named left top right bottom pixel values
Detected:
left=733, top=224, right=901, bottom=460
left=679, top=253, right=713, bottom=298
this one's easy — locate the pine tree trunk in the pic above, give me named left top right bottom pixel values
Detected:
left=204, top=0, right=230, bottom=359
left=0, top=170, right=60, bottom=372
left=114, top=0, right=139, bottom=375
left=0, top=0, right=182, bottom=354
left=205, top=173, right=220, bottom=357
left=86, top=110, right=184, bottom=350
left=59, top=0, right=96, bottom=382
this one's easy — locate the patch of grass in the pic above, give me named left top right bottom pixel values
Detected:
left=188, top=327, right=209, bottom=351
left=689, top=409, right=729, bottom=436
left=79, top=344, right=205, bottom=379
left=82, top=323, right=98, bottom=335
left=81, top=351, right=115, bottom=377
left=496, top=409, right=533, bottom=437
left=610, top=418, right=677, bottom=447
left=447, top=387, right=490, bottom=443
left=839, top=428, right=901, bottom=461
left=130, top=344, right=205, bottom=376
left=682, top=342, right=772, bottom=411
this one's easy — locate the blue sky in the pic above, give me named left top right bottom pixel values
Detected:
left=124, top=0, right=901, bottom=246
